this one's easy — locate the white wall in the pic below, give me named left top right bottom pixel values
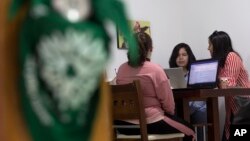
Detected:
left=181, top=0, right=250, bottom=65
left=106, top=0, right=250, bottom=80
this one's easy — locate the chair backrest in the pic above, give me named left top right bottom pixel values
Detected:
left=111, top=80, right=148, bottom=141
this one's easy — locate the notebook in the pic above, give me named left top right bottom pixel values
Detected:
left=186, top=59, right=219, bottom=89
left=164, top=67, right=187, bottom=89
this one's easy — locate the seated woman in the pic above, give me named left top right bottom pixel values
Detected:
left=115, top=32, right=195, bottom=141
left=208, top=30, right=250, bottom=141
left=169, top=43, right=207, bottom=141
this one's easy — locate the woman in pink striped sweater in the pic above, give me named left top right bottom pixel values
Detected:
left=208, top=30, right=250, bottom=141
left=116, top=32, right=195, bottom=141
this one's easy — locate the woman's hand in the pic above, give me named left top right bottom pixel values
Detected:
left=219, top=77, right=229, bottom=89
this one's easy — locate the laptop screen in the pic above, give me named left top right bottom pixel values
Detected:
left=164, top=67, right=187, bottom=89
left=188, top=59, right=219, bottom=88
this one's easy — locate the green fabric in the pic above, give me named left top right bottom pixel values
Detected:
left=19, top=10, right=108, bottom=141
left=93, top=0, right=139, bottom=66
left=9, top=0, right=139, bottom=65
left=8, top=0, right=138, bottom=141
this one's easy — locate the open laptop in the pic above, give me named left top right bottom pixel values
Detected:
left=164, top=67, right=187, bottom=89
left=186, top=59, right=219, bottom=89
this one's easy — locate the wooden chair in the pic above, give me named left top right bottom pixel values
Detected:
left=111, top=80, right=185, bottom=141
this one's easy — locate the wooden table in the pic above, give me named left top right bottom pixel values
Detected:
left=173, top=88, right=250, bottom=141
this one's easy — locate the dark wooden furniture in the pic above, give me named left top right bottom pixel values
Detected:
left=111, top=80, right=185, bottom=141
left=112, top=80, right=148, bottom=141
left=173, top=88, right=250, bottom=141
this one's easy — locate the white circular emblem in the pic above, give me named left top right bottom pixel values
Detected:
left=52, top=0, right=91, bottom=22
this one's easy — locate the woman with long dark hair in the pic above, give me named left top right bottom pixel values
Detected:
left=169, top=43, right=196, bottom=75
left=208, top=30, right=250, bottom=141
left=169, top=43, right=207, bottom=141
